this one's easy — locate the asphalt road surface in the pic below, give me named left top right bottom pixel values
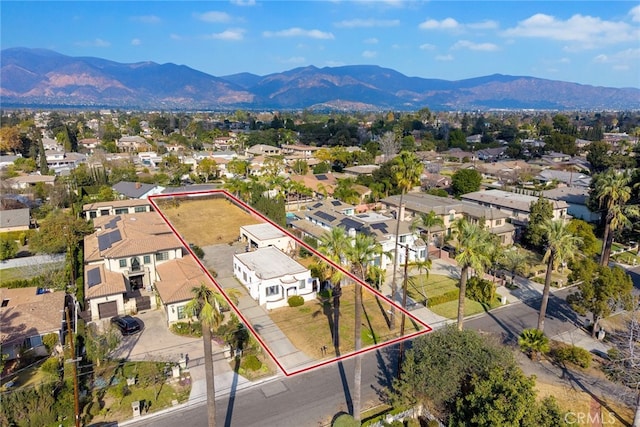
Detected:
left=121, top=287, right=584, bottom=427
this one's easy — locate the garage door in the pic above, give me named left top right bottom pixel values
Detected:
left=98, top=301, right=118, bottom=319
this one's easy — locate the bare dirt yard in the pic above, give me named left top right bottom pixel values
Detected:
left=155, top=195, right=261, bottom=247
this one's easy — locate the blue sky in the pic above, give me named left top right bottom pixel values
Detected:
left=2, top=1, right=639, bottom=88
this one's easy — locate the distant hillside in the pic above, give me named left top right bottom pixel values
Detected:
left=1, top=48, right=638, bottom=111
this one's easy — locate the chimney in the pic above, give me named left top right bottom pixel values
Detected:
left=135, top=182, right=141, bottom=189
left=398, top=203, right=406, bottom=222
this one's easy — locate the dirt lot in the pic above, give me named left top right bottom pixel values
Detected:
left=156, top=195, right=261, bottom=247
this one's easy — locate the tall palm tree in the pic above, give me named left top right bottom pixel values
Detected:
left=408, top=258, right=432, bottom=305
left=345, top=232, right=383, bottom=423
left=453, top=218, right=493, bottom=331
left=390, top=151, right=423, bottom=328
left=184, top=284, right=225, bottom=427
left=537, top=219, right=582, bottom=332
left=592, top=170, right=634, bottom=266
left=410, top=210, right=444, bottom=259
left=318, top=227, right=351, bottom=349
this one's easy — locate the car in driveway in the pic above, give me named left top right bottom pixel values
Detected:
left=111, top=315, right=142, bottom=335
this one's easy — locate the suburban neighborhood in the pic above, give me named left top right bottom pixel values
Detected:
left=1, top=108, right=640, bottom=426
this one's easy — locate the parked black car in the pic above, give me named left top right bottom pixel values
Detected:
left=111, top=315, right=141, bottom=335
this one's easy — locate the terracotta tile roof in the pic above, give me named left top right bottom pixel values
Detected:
left=85, top=263, right=127, bottom=299
left=0, top=288, right=65, bottom=345
left=155, top=255, right=215, bottom=304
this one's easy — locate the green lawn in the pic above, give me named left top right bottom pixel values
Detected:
left=407, top=273, right=503, bottom=319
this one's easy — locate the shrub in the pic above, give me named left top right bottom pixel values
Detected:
left=240, top=354, right=262, bottom=371
left=42, top=333, right=59, bottom=353
left=553, top=344, right=592, bottom=368
left=465, top=276, right=495, bottom=304
left=171, top=321, right=202, bottom=337
left=288, top=295, right=305, bottom=307
left=40, top=357, right=61, bottom=375
left=427, top=290, right=459, bottom=307
left=189, top=243, right=205, bottom=259
left=333, top=413, right=360, bottom=427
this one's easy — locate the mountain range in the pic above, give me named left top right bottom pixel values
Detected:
left=1, top=47, right=638, bottom=111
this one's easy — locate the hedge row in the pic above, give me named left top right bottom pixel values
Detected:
left=427, top=290, right=460, bottom=307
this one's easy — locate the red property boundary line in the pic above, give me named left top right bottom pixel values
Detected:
left=149, top=189, right=432, bottom=376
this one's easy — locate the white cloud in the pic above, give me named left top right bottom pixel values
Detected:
left=263, top=28, right=334, bottom=39
left=593, top=47, right=640, bottom=63
left=452, top=40, right=499, bottom=51
left=75, top=38, right=110, bottom=48
left=362, top=50, right=378, bottom=58
left=502, top=13, right=638, bottom=48
left=282, top=56, right=306, bottom=64
left=132, top=15, right=161, bottom=24
left=334, top=18, right=400, bottom=28
left=364, top=37, right=379, bottom=44
left=419, top=43, right=436, bottom=50
left=195, top=11, right=232, bottom=23
left=231, top=0, right=256, bottom=6
left=630, top=5, right=640, bottom=22
left=435, top=54, right=454, bottom=61
left=467, top=20, right=499, bottom=30
left=204, top=29, right=245, bottom=41
left=170, top=34, right=184, bottom=41
left=131, top=38, right=142, bottom=46
left=419, top=17, right=459, bottom=30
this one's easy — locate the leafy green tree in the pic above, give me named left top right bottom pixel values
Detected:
left=389, top=326, right=515, bottom=419
left=0, top=237, right=19, bottom=261
left=227, top=158, right=250, bottom=177
left=451, top=168, right=482, bottom=197
left=291, top=159, right=309, bottom=175
left=450, top=364, right=537, bottom=427
left=518, top=328, right=550, bottom=361
left=566, top=219, right=599, bottom=258
left=523, top=196, right=553, bottom=250
left=185, top=284, right=225, bottom=427
left=586, top=140, right=612, bottom=173
left=197, top=158, right=219, bottom=183
left=568, top=259, right=634, bottom=337
left=538, top=219, right=582, bottom=332
left=29, top=210, right=93, bottom=255
left=84, top=324, right=120, bottom=368
left=333, top=178, right=360, bottom=205
left=454, top=219, right=493, bottom=330
left=498, top=247, right=529, bottom=285
left=0, top=126, right=23, bottom=153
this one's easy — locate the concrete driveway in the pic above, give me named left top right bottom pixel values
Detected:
left=112, top=309, right=204, bottom=364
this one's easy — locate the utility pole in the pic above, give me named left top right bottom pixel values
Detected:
left=397, top=244, right=410, bottom=380
left=65, top=306, right=81, bottom=427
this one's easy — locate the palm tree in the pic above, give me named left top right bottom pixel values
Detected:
left=184, top=284, right=225, bottom=427
left=453, top=218, right=493, bottom=331
left=518, top=328, right=550, bottom=361
left=537, top=219, right=582, bottom=332
left=408, top=258, right=432, bottom=305
left=410, top=210, right=444, bottom=259
left=390, top=151, right=423, bottom=328
left=499, top=247, right=529, bottom=286
left=318, top=227, right=351, bottom=349
left=345, top=232, right=383, bottom=423
left=592, top=170, right=634, bottom=266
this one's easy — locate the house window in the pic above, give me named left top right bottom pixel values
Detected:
left=134, top=206, right=146, bottom=213
left=156, top=252, right=168, bottom=261
left=115, top=208, right=128, bottom=215
left=449, top=213, right=455, bottom=221
left=299, top=279, right=305, bottom=289
left=266, top=285, right=280, bottom=296
left=100, top=209, right=110, bottom=216
left=495, top=219, right=502, bottom=226
left=242, top=272, right=247, bottom=282
left=119, top=259, right=127, bottom=268
left=177, top=305, right=186, bottom=320
left=1, top=299, right=9, bottom=307
left=399, top=235, right=407, bottom=243
left=89, top=211, right=97, bottom=219
left=419, top=249, right=426, bottom=259
left=25, top=335, right=43, bottom=349
left=143, top=255, right=151, bottom=264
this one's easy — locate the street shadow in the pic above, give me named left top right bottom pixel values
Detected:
left=521, top=293, right=581, bottom=327
left=333, top=346, right=353, bottom=416
left=372, top=343, right=399, bottom=403
left=224, top=357, right=241, bottom=427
